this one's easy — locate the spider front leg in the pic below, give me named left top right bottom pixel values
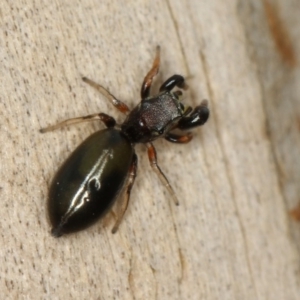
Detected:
left=141, top=46, right=160, bottom=99
left=40, top=113, right=116, bottom=133
left=165, top=132, right=193, bottom=143
left=177, top=100, right=209, bottom=130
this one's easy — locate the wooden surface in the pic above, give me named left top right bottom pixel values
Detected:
left=1, top=0, right=300, bottom=299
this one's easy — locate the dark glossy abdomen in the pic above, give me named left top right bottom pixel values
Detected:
left=48, top=128, right=134, bottom=237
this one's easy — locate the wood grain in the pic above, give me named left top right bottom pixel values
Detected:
left=1, top=0, right=300, bottom=299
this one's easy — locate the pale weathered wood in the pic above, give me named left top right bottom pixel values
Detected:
left=1, top=0, right=300, bottom=299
